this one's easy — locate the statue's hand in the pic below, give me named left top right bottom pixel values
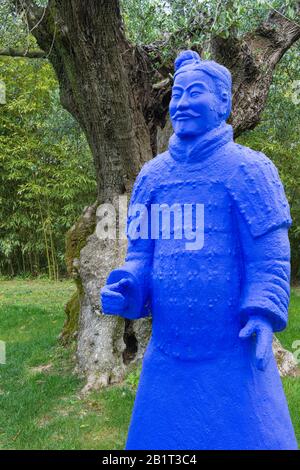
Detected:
left=101, top=278, right=133, bottom=316
left=239, top=315, right=273, bottom=371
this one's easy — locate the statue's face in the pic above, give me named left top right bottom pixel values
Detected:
left=169, top=69, right=227, bottom=138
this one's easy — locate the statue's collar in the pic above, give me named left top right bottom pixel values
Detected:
left=168, top=123, right=233, bottom=165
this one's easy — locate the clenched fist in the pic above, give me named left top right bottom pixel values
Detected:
left=101, top=278, right=134, bottom=316
left=239, top=315, right=273, bottom=371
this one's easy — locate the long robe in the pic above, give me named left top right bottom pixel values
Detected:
left=106, top=123, right=297, bottom=450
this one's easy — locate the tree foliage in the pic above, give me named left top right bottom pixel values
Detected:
left=121, top=0, right=299, bottom=51
left=238, top=43, right=300, bottom=279
left=0, top=57, right=96, bottom=277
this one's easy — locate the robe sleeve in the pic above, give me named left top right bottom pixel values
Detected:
left=106, top=162, right=154, bottom=319
left=226, top=150, right=292, bottom=332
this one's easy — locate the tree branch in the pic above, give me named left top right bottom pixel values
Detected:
left=12, top=0, right=46, bottom=23
left=212, top=2, right=300, bottom=135
left=142, top=1, right=300, bottom=138
left=0, top=47, right=46, bottom=58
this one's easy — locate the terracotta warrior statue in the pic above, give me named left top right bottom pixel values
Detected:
left=101, top=50, right=297, bottom=450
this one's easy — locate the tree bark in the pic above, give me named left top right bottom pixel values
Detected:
left=10, top=0, right=300, bottom=388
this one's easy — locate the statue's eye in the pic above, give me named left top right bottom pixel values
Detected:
left=172, top=93, right=181, bottom=99
left=190, top=91, right=201, bottom=97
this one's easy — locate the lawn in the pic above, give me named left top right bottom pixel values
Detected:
left=0, top=279, right=134, bottom=450
left=0, top=279, right=299, bottom=449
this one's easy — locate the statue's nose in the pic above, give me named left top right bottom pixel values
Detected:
left=177, top=92, right=189, bottom=110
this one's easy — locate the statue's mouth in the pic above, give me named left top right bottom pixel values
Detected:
left=176, top=115, right=192, bottom=121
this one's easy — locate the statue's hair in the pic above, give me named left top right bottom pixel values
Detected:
left=174, top=50, right=232, bottom=119
left=174, top=50, right=201, bottom=71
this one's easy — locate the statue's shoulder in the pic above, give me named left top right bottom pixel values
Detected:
left=224, top=141, right=284, bottom=190
left=142, top=151, right=170, bottom=172
left=224, top=141, right=275, bottom=174
left=131, top=151, right=169, bottom=202
left=138, top=151, right=170, bottom=181
left=224, top=142, right=291, bottom=238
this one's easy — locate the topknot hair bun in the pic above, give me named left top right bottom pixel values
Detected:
left=174, top=50, right=201, bottom=71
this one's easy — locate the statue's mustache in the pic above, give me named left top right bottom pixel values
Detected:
left=172, top=110, right=201, bottom=119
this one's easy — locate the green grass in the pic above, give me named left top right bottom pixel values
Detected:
left=0, top=280, right=299, bottom=449
left=278, top=287, right=300, bottom=445
left=0, top=280, right=134, bottom=450
left=277, top=287, right=300, bottom=352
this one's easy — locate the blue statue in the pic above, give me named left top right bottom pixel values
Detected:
left=101, top=50, right=298, bottom=450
